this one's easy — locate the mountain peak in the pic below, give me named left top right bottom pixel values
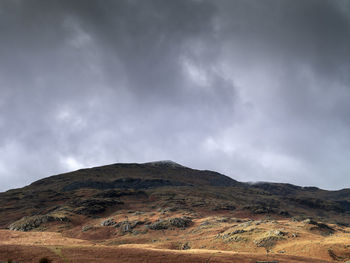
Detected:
left=143, top=160, right=184, bottom=168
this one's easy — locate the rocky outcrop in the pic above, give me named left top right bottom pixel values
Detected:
left=116, top=220, right=145, bottom=233
left=169, top=217, right=192, bottom=228
left=9, top=214, right=70, bottom=231
left=219, top=229, right=249, bottom=243
left=148, top=220, right=170, bottom=230
left=100, top=218, right=145, bottom=233
left=148, top=217, right=192, bottom=230
left=254, top=230, right=286, bottom=249
left=119, top=221, right=133, bottom=233
left=71, top=198, right=123, bottom=215
left=100, top=218, right=117, bottom=226
left=303, top=219, right=335, bottom=235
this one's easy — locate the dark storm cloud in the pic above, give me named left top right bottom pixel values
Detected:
left=0, top=0, right=349, bottom=191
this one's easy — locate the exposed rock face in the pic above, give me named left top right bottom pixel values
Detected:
left=71, top=198, right=123, bottom=215
left=9, top=214, right=69, bottom=231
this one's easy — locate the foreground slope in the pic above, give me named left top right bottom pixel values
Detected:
left=0, top=229, right=335, bottom=263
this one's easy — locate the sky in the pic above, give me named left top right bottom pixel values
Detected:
left=1, top=0, right=350, bottom=192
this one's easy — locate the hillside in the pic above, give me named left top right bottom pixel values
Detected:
left=1, top=161, right=350, bottom=262
left=1, top=161, right=349, bottom=228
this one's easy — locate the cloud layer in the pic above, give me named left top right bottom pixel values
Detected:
left=0, top=0, right=350, bottom=191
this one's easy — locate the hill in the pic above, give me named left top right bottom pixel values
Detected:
left=1, top=161, right=350, bottom=262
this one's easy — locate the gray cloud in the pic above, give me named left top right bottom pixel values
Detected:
left=0, top=0, right=350, bottom=191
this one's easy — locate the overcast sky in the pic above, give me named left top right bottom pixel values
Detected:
left=1, top=0, right=350, bottom=192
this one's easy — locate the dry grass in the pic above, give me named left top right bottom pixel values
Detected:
left=1, top=215, right=350, bottom=262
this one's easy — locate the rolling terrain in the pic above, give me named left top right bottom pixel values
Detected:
left=1, top=161, right=350, bottom=262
